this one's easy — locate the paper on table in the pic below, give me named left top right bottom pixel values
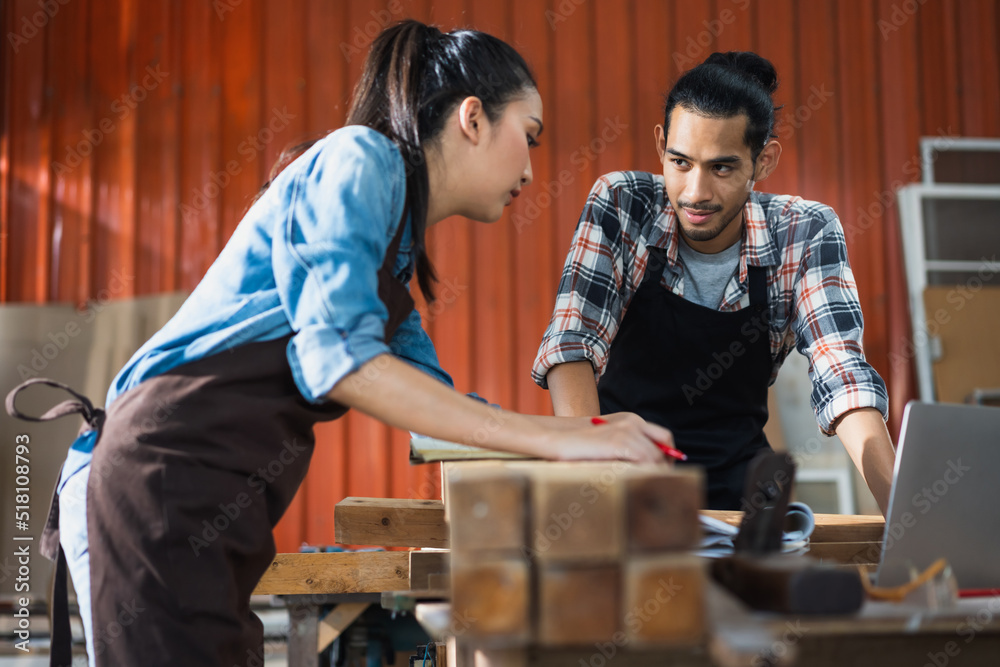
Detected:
left=694, top=502, right=815, bottom=558
left=408, top=434, right=534, bottom=464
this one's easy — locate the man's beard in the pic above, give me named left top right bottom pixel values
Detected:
left=677, top=201, right=743, bottom=243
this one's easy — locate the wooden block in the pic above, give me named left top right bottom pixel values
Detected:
left=451, top=558, right=531, bottom=645
left=537, top=563, right=620, bottom=646
left=252, top=551, right=408, bottom=595
left=447, top=468, right=529, bottom=555
left=622, top=555, right=706, bottom=646
left=335, top=497, right=447, bottom=548
left=409, top=550, right=450, bottom=590
left=531, top=468, right=623, bottom=562
left=625, top=468, right=703, bottom=553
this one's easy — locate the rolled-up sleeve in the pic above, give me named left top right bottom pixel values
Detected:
left=273, top=127, right=407, bottom=402
left=792, top=211, right=889, bottom=434
left=388, top=307, right=454, bottom=387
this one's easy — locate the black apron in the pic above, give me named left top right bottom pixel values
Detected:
left=598, top=245, right=773, bottom=509
left=6, top=220, right=415, bottom=666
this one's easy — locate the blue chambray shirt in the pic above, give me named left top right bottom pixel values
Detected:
left=106, top=125, right=452, bottom=408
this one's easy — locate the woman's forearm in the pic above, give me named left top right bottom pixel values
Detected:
left=327, top=354, right=670, bottom=462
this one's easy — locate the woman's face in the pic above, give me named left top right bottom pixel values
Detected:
left=460, top=88, right=544, bottom=223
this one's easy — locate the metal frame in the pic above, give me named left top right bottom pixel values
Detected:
left=896, top=183, right=1000, bottom=402
left=920, top=136, right=1000, bottom=185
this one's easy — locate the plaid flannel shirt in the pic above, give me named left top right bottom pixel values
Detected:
left=532, top=171, right=888, bottom=434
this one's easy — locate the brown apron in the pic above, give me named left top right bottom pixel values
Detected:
left=6, top=220, right=415, bottom=666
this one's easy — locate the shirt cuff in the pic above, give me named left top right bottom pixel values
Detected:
left=286, top=313, right=390, bottom=403
left=532, top=332, right=608, bottom=389
left=815, top=381, right=889, bottom=436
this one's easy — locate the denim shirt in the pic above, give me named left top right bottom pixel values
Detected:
left=106, top=125, right=452, bottom=408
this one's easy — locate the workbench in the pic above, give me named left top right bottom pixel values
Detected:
left=256, top=490, right=1000, bottom=666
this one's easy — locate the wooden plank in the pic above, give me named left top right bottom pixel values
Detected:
left=537, top=562, right=620, bottom=646
left=623, top=555, right=706, bottom=646
left=625, top=468, right=704, bottom=553
left=702, top=510, right=885, bottom=543
left=633, top=0, right=673, bottom=172
left=252, top=551, right=408, bottom=595
left=335, top=496, right=449, bottom=548
left=807, top=541, right=882, bottom=566
left=451, top=558, right=531, bottom=645
left=317, top=602, right=369, bottom=652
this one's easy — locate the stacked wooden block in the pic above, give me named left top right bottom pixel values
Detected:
left=446, top=462, right=707, bottom=649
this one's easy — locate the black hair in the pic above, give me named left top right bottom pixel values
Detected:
left=663, top=51, right=779, bottom=164
left=345, top=20, right=537, bottom=303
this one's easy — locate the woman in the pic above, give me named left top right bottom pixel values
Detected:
left=8, top=20, right=671, bottom=666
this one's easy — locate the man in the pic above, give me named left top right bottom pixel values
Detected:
left=532, top=51, right=896, bottom=514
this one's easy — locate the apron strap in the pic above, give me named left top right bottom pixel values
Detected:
left=49, top=548, right=73, bottom=667
left=5, top=377, right=105, bottom=431
left=747, top=265, right=769, bottom=311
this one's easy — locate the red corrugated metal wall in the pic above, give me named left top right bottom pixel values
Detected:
left=4, top=0, right=1000, bottom=550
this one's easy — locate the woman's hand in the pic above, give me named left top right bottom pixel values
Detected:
left=545, top=413, right=674, bottom=464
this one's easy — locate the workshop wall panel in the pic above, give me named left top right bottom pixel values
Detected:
left=3, top=0, right=999, bottom=552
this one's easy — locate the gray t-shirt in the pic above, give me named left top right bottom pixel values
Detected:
left=676, top=236, right=742, bottom=309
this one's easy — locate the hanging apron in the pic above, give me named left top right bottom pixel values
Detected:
left=598, top=246, right=773, bottom=509
left=6, top=221, right=415, bottom=667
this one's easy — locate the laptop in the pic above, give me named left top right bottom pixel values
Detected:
left=875, top=401, right=1000, bottom=588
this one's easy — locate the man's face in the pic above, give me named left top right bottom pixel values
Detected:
left=657, top=107, right=758, bottom=253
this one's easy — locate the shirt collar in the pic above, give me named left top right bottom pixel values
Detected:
left=647, top=179, right=781, bottom=270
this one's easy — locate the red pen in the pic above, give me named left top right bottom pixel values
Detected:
left=959, top=588, right=1000, bottom=599
left=590, top=417, right=687, bottom=461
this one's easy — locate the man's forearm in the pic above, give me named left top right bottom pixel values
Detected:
left=546, top=361, right=601, bottom=416
left=833, top=407, right=896, bottom=517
